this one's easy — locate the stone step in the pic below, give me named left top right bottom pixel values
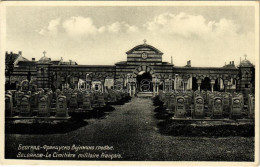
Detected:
left=137, top=92, right=154, bottom=98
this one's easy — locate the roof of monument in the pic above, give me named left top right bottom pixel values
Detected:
left=240, top=59, right=254, bottom=67
left=17, top=61, right=37, bottom=66
left=38, top=56, right=51, bottom=63
left=115, top=61, right=127, bottom=65
left=126, top=44, right=163, bottom=54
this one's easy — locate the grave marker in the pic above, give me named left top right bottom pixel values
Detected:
left=212, top=97, right=223, bottom=118
left=174, top=96, right=186, bottom=118
left=193, top=96, right=204, bottom=119
left=5, top=94, right=13, bottom=117
left=19, top=95, right=31, bottom=117
left=230, top=97, right=242, bottom=118
left=56, top=96, right=69, bottom=118
left=38, top=95, right=50, bottom=117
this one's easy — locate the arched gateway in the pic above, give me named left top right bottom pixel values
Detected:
left=115, top=40, right=172, bottom=95
left=8, top=40, right=253, bottom=96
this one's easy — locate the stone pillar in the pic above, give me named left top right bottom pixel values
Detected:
left=197, top=79, right=202, bottom=91
left=210, top=79, right=215, bottom=92
left=153, top=83, right=156, bottom=97
left=129, top=83, right=132, bottom=96
left=183, top=80, right=188, bottom=91
left=224, top=80, right=229, bottom=92
left=101, top=81, right=104, bottom=93
left=132, top=84, right=136, bottom=96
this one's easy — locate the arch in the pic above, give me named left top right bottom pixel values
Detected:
left=133, top=65, right=156, bottom=78
left=126, top=44, right=163, bottom=54
left=201, top=77, right=211, bottom=91
left=136, top=72, right=153, bottom=92
left=192, top=77, right=198, bottom=91
left=214, top=78, right=224, bottom=92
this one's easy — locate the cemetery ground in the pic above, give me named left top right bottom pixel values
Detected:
left=5, top=98, right=254, bottom=161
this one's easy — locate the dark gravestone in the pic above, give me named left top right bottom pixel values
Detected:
left=184, top=95, right=191, bottom=115
left=97, top=93, right=106, bottom=108
left=230, top=97, right=242, bottom=119
left=21, top=80, right=29, bottom=92
left=193, top=96, right=204, bottom=119
left=109, top=91, right=117, bottom=103
left=82, top=94, right=93, bottom=111
left=30, top=92, right=39, bottom=109
left=174, top=96, right=186, bottom=118
left=163, top=93, right=171, bottom=108
left=211, top=97, right=223, bottom=119
left=208, top=94, right=215, bottom=112
left=77, top=92, right=84, bottom=107
left=38, top=95, right=50, bottom=117
left=19, top=95, right=31, bottom=117
left=223, top=93, right=231, bottom=114
left=56, top=96, right=69, bottom=118
left=69, top=93, right=78, bottom=108
left=248, top=95, right=255, bottom=119
left=167, top=94, right=175, bottom=114
left=5, top=94, right=13, bottom=117
left=16, top=91, right=24, bottom=108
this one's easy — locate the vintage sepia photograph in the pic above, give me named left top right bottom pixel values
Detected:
left=1, top=1, right=259, bottom=164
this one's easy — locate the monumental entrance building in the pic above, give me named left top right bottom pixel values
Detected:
left=5, top=41, right=255, bottom=96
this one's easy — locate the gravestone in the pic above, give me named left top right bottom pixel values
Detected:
left=166, top=94, right=175, bottom=114
left=19, top=95, right=31, bottom=117
left=82, top=94, right=93, bottom=111
left=91, top=93, right=99, bottom=108
left=16, top=91, right=24, bottom=108
left=97, top=93, right=106, bottom=108
left=201, top=90, right=207, bottom=102
left=108, top=91, right=117, bottom=103
left=174, top=96, right=186, bottom=118
left=163, top=93, right=171, bottom=108
left=69, top=93, right=78, bottom=108
left=230, top=97, right=242, bottom=119
left=193, top=96, right=204, bottom=119
left=223, top=93, right=231, bottom=115
left=30, top=92, right=39, bottom=109
left=29, top=84, right=37, bottom=93
left=103, top=92, right=109, bottom=102
left=211, top=97, right=223, bottom=119
left=38, top=95, right=50, bottom=117
left=77, top=92, right=83, bottom=107
left=56, top=96, right=69, bottom=117
left=208, top=94, right=215, bottom=112
left=5, top=94, right=13, bottom=117
left=248, top=94, right=255, bottom=118
left=184, top=95, right=191, bottom=116
left=116, top=92, right=122, bottom=101
left=21, top=80, right=29, bottom=92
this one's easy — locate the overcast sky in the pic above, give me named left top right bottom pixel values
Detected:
left=6, top=6, right=255, bottom=67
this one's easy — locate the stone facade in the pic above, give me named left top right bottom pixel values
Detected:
left=5, top=42, right=255, bottom=96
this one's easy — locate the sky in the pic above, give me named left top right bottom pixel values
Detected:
left=6, top=6, right=255, bottom=67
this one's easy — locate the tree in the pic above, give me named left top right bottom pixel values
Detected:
left=5, top=52, right=14, bottom=89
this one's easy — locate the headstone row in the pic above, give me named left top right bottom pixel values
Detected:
left=158, top=90, right=254, bottom=119
left=5, top=87, right=129, bottom=119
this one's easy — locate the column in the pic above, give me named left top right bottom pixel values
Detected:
left=197, top=79, right=202, bottom=91
left=210, top=79, right=215, bottom=92
left=129, top=83, right=132, bottom=96
left=132, top=84, right=136, bottom=96
left=183, top=80, right=188, bottom=91
left=224, top=80, right=228, bottom=92
left=101, top=81, right=103, bottom=93
left=153, top=82, right=156, bottom=97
